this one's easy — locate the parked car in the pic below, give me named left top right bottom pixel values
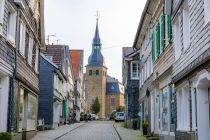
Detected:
left=115, top=112, right=125, bottom=122
left=91, top=114, right=99, bottom=120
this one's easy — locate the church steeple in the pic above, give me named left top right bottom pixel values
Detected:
left=92, top=19, right=101, bottom=47
left=87, top=12, right=105, bottom=67
left=92, top=11, right=101, bottom=48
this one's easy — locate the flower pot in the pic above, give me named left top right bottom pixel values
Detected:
left=143, top=127, right=148, bottom=135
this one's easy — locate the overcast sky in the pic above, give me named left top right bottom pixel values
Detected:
left=44, top=0, right=146, bottom=82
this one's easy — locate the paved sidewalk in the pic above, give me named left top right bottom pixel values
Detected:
left=31, top=123, right=85, bottom=140
left=114, top=123, right=146, bottom=140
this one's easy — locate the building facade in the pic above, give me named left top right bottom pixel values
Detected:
left=39, top=54, right=67, bottom=128
left=133, top=0, right=175, bottom=139
left=172, top=0, right=210, bottom=139
left=122, top=47, right=140, bottom=128
left=69, top=49, right=84, bottom=121
left=43, top=45, right=71, bottom=124
left=106, top=76, right=124, bottom=117
left=0, top=0, right=45, bottom=139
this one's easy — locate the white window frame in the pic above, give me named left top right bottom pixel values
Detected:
left=173, top=16, right=182, bottom=61
left=19, top=22, right=26, bottom=57
left=130, top=61, right=139, bottom=80
left=182, top=0, right=190, bottom=50
left=35, top=46, right=39, bottom=73
left=176, top=85, right=190, bottom=131
left=6, top=3, right=17, bottom=47
left=204, top=0, right=210, bottom=24
left=0, top=0, right=5, bottom=35
left=28, top=36, right=33, bottom=66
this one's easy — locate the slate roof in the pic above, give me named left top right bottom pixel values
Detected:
left=122, top=47, right=134, bottom=57
left=87, top=19, right=105, bottom=67
left=106, top=75, right=124, bottom=94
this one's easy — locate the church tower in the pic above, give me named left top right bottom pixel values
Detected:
left=85, top=16, right=107, bottom=118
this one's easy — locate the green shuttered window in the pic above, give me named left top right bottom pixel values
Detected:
left=151, top=30, right=155, bottom=62
left=167, top=15, right=172, bottom=41
left=156, top=22, right=160, bottom=58
left=161, top=14, right=165, bottom=50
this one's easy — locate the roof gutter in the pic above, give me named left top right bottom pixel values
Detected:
left=133, top=0, right=150, bottom=49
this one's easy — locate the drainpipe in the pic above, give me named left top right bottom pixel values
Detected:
left=8, top=9, right=20, bottom=133
left=194, top=88, right=198, bottom=140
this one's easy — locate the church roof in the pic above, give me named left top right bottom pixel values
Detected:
left=106, top=75, right=124, bottom=94
left=87, top=18, right=105, bottom=67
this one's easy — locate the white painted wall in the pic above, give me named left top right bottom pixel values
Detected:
left=0, top=76, right=9, bottom=131
left=197, top=87, right=210, bottom=140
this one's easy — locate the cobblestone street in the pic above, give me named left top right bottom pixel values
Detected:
left=31, top=121, right=146, bottom=140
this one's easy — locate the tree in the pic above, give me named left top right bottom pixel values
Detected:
left=91, top=97, right=100, bottom=114
left=116, top=106, right=125, bottom=112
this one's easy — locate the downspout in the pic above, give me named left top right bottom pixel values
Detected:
left=194, top=88, right=198, bottom=140
left=8, top=8, right=20, bottom=133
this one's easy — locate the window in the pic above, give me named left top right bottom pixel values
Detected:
left=0, top=0, right=5, bottom=34
left=183, top=0, right=190, bottom=50
left=18, top=87, right=38, bottom=132
left=162, top=87, right=169, bottom=131
left=204, top=0, right=210, bottom=24
left=156, top=22, right=160, bottom=58
left=89, top=70, right=92, bottom=75
left=6, top=4, right=16, bottom=46
left=35, top=46, right=39, bottom=73
left=28, top=37, right=33, bottom=65
left=96, top=70, right=99, bottom=76
left=27, top=94, right=37, bottom=130
left=131, top=61, right=139, bottom=80
left=173, top=16, right=182, bottom=60
left=25, top=32, right=29, bottom=59
left=177, top=85, right=190, bottom=131
left=19, top=22, right=26, bottom=56
left=111, top=98, right=115, bottom=107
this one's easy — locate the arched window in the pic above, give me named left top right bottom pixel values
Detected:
left=89, top=70, right=92, bottom=75
left=96, top=70, right=99, bottom=76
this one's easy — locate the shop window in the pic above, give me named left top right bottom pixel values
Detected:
left=27, top=94, right=37, bottom=130
left=18, top=87, right=37, bottom=132
left=162, top=87, right=169, bottom=131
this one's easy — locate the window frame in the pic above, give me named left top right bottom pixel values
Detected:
left=19, top=22, right=26, bottom=57
left=130, top=61, right=139, bottom=80
left=6, top=3, right=17, bottom=47
left=0, top=0, right=5, bottom=35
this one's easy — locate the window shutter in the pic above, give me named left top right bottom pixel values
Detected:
left=161, top=14, right=165, bottom=50
left=151, top=30, right=155, bottom=62
left=156, top=22, right=160, bottom=58
left=167, top=15, right=172, bottom=41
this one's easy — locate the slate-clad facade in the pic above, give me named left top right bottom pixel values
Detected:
left=39, top=54, right=67, bottom=129
left=171, top=0, right=210, bottom=140
left=0, top=0, right=45, bottom=139
left=122, top=47, right=139, bottom=128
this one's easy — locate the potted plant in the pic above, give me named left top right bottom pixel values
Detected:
left=0, top=132, right=12, bottom=140
left=142, top=120, right=149, bottom=135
